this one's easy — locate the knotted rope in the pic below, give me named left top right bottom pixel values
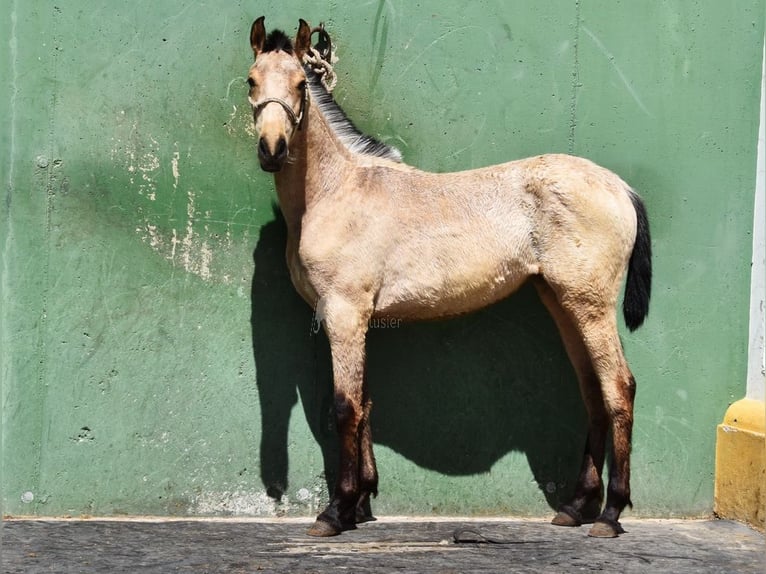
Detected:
left=303, top=46, right=337, bottom=93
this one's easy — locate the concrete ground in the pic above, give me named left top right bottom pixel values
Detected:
left=1, top=517, right=763, bottom=573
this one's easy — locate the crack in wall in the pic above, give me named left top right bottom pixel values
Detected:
left=567, top=0, right=581, bottom=155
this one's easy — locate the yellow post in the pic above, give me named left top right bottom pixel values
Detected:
left=714, top=399, right=765, bottom=530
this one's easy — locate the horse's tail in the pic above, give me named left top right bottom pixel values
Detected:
left=622, top=189, right=652, bottom=331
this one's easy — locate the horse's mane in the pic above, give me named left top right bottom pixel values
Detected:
left=304, top=68, right=403, bottom=163
left=263, top=30, right=294, bottom=54
left=261, top=28, right=402, bottom=163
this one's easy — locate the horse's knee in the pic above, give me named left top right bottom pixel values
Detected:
left=334, top=392, right=361, bottom=431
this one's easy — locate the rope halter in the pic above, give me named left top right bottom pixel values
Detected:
left=250, top=95, right=306, bottom=130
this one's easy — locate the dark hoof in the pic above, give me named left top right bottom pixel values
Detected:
left=307, top=501, right=357, bottom=537
left=307, top=519, right=342, bottom=537
left=587, top=518, right=625, bottom=538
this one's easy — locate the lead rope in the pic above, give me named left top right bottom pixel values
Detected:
left=303, top=46, right=338, bottom=93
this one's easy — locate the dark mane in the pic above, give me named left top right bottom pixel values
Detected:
left=263, top=30, right=294, bottom=54
left=304, top=67, right=403, bottom=162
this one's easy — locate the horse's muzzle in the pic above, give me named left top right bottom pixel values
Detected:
left=258, top=136, right=288, bottom=172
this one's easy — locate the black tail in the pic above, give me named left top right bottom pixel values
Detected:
left=623, top=190, right=652, bottom=331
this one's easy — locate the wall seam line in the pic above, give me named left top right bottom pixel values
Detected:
left=567, top=0, right=581, bottom=155
left=32, top=4, right=62, bottom=514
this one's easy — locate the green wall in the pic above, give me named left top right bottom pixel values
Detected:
left=2, top=1, right=763, bottom=518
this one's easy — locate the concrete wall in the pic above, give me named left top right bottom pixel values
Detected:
left=2, top=1, right=764, bottom=518
left=713, top=43, right=765, bottom=531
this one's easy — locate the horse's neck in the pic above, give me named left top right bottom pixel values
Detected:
left=274, top=103, right=352, bottom=237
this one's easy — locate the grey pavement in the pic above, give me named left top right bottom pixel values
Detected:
left=1, top=517, right=763, bottom=573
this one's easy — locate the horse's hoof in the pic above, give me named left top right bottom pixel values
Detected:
left=355, top=509, right=376, bottom=524
left=307, top=519, right=342, bottom=537
left=354, top=500, right=377, bottom=524
left=355, top=495, right=376, bottom=524
left=551, top=505, right=581, bottom=527
left=587, top=519, right=624, bottom=538
left=552, top=511, right=579, bottom=527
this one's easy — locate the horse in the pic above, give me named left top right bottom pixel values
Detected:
left=245, top=17, right=652, bottom=539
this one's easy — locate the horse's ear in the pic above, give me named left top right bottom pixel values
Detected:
left=294, top=19, right=312, bottom=60
left=251, top=16, right=266, bottom=57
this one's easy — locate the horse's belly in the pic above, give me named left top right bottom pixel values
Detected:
left=374, top=259, right=536, bottom=321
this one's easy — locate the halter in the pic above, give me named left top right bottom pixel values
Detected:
left=250, top=93, right=307, bottom=131
left=249, top=24, right=333, bottom=132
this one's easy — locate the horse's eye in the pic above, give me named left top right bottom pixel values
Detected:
left=297, top=80, right=307, bottom=91
left=247, top=77, right=256, bottom=88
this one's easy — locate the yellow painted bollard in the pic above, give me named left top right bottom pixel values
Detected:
left=714, top=398, right=765, bottom=531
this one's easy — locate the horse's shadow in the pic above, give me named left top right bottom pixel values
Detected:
left=251, top=210, right=585, bottom=511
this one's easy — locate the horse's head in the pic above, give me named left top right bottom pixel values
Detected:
left=248, top=17, right=312, bottom=172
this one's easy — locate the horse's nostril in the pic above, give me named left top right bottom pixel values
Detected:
left=258, top=137, right=270, bottom=157
left=275, top=137, right=287, bottom=158
left=258, top=137, right=287, bottom=161
left=257, top=136, right=288, bottom=172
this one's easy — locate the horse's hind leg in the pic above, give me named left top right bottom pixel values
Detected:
left=568, top=308, right=636, bottom=538
left=534, top=279, right=607, bottom=526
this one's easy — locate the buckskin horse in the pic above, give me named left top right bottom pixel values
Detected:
left=245, top=17, right=652, bottom=538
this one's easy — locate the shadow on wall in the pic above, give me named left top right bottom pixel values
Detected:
left=251, top=209, right=587, bottom=511
left=250, top=208, right=334, bottom=501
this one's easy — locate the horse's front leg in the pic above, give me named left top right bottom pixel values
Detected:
left=355, top=386, right=378, bottom=523
left=308, top=297, right=371, bottom=537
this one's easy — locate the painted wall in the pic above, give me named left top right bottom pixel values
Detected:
left=747, top=45, right=765, bottom=402
left=2, top=1, right=764, bottom=518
